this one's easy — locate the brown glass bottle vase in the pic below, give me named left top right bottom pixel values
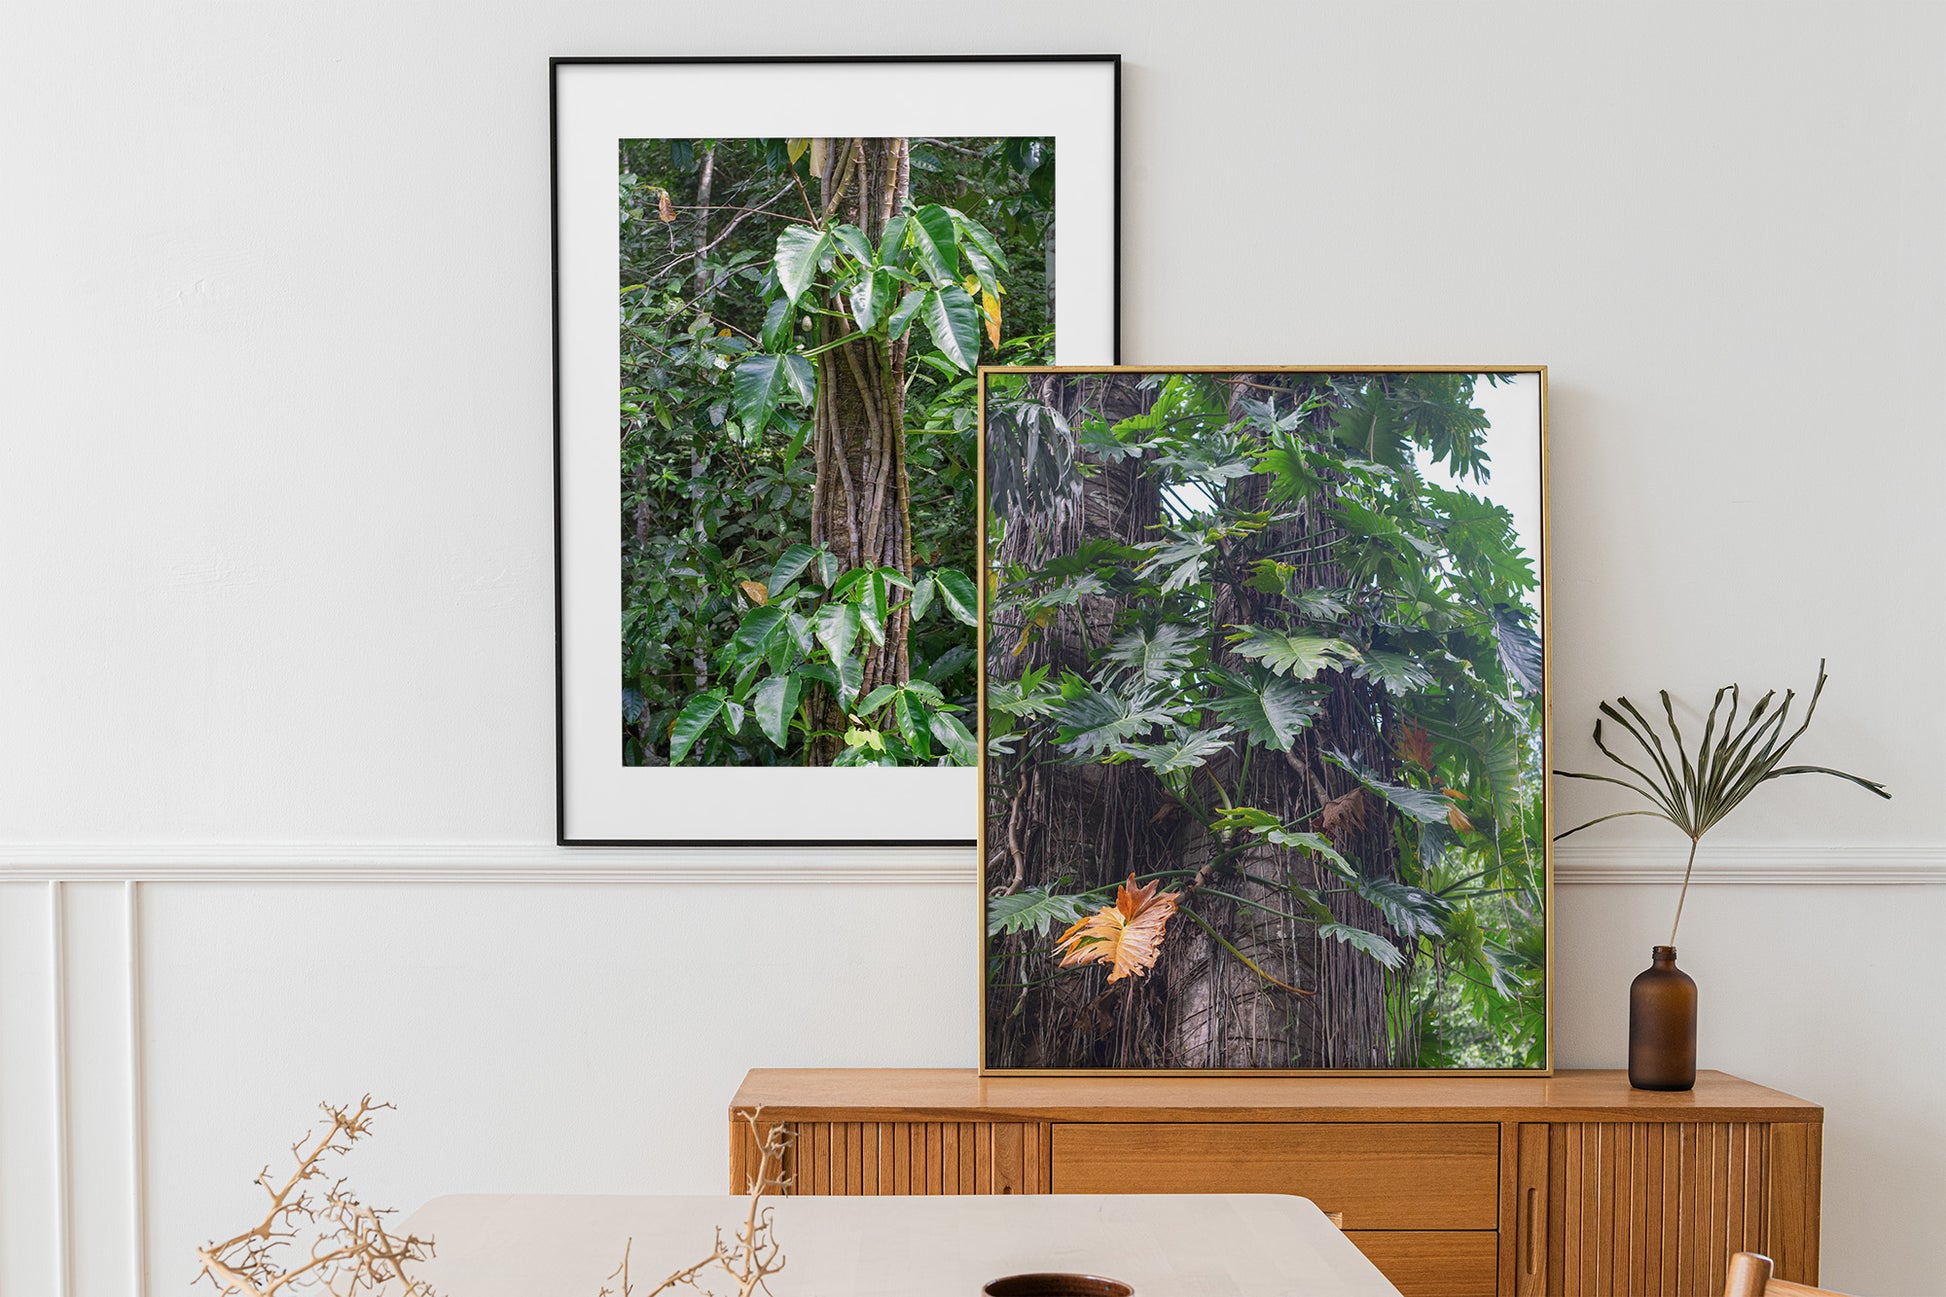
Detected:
left=1628, top=945, right=1696, bottom=1090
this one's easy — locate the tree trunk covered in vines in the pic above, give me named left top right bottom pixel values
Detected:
left=809, top=137, right=912, bottom=756
left=985, top=374, right=1417, bottom=1070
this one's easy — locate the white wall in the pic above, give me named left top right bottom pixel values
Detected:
left=2, top=2, right=1941, bottom=1294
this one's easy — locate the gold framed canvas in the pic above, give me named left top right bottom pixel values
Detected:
left=977, top=366, right=1551, bottom=1074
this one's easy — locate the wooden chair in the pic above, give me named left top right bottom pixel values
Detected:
left=1724, top=1251, right=1855, bottom=1297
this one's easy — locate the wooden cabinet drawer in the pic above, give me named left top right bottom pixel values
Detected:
left=1349, top=1231, right=1498, bottom=1297
left=1050, top=1122, right=1498, bottom=1229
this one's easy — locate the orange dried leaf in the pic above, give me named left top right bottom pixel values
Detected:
left=1054, top=875, right=1181, bottom=982
left=738, top=579, right=769, bottom=606
left=1320, top=788, right=1367, bottom=840
left=657, top=191, right=676, bottom=223
left=1395, top=724, right=1435, bottom=771
left=1447, top=804, right=1474, bottom=834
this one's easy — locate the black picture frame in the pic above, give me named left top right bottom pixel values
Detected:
left=552, top=55, right=1122, bottom=846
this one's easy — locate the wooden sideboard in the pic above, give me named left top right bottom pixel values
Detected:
left=729, top=1069, right=1822, bottom=1297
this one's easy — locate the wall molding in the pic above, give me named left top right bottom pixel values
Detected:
left=0, top=841, right=1940, bottom=884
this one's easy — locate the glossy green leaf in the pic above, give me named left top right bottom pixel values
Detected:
left=1226, top=627, right=1358, bottom=679
left=885, top=289, right=926, bottom=342
left=933, top=568, right=978, bottom=626
left=667, top=690, right=725, bottom=764
left=1206, top=669, right=1322, bottom=751
left=849, top=267, right=895, bottom=333
left=773, top=225, right=835, bottom=304
left=929, top=710, right=979, bottom=765
left=759, top=296, right=795, bottom=352
left=768, top=543, right=820, bottom=596
left=908, top=204, right=960, bottom=282
left=894, top=690, right=931, bottom=760
left=731, top=354, right=814, bottom=436
left=909, top=573, right=936, bottom=622
left=921, top=286, right=981, bottom=371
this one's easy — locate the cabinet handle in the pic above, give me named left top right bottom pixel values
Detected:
left=1524, top=1187, right=1539, bottom=1274
left=1323, top=1210, right=1344, bottom=1230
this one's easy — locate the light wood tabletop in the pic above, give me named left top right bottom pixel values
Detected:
left=393, top=1192, right=1403, bottom=1296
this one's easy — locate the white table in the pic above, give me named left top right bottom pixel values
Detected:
left=394, top=1193, right=1401, bottom=1295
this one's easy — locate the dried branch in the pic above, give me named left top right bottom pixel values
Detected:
left=601, top=1109, right=795, bottom=1297
left=194, top=1097, right=438, bottom=1297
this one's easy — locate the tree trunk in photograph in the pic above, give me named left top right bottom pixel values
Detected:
left=809, top=138, right=913, bottom=759
left=687, top=144, right=718, bottom=694
left=983, top=373, right=1409, bottom=1071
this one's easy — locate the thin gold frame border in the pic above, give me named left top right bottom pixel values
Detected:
left=974, top=364, right=1554, bottom=1078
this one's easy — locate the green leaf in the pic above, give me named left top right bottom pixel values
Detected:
left=921, top=286, right=981, bottom=371
left=849, top=267, right=895, bottom=333
left=986, top=886, right=1095, bottom=937
left=1128, top=726, right=1235, bottom=774
left=933, top=568, right=979, bottom=626
left=731, top=354, right=814, bottom=436
left=885, top=289, right=926, bottom=342
left=1327, top=749, right=1453, bottom=823
left=947, top=206, right=1010, bottom=282
left=857, top=577, right=886, bottom=646
left=728, top=605, right=788, bottom=665
left=830, top=223, right=875, bottom=267
left=909, top=573, right=936, bottom=622
left=1206, top=669, right=1322, bottom=751
left=1052, top=687, right=1176, bottom=758
left=1318, top=922, right=1404, bottom=969
left=759, top=296, right=795, bottom=352
left=1490, top=604, right=1545, bottom=692
left=768, top=543, right=819, bottom=596
left=1227, top=627, right=1358, bottom=679
left=856, top=684, right=899, bottom=715
left=816, top=549, right=841, bottom=588
left=815, top=601, right=861, bottom=669
left=1346, top=876, right=1453, bottom=943
left=908, top=204, right=960, bottom=282
left=1355, top=649, right=1436, bottom=695
left=774, top=225, right=835, bottom=304
left=668, top=690, right=725, bottom=764
left=930, top=710, right=979, bottom=765
left=1102, top=624, right=1197, bottom=685
left=894, top=690, right=931, bottom=760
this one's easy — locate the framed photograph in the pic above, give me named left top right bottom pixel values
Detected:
left=978, top=366, right=1550, bottom=1074
left=553, top=56, right=1120, bottom=845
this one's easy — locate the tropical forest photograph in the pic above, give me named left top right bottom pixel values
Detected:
left=981, top=368, right=1549, bottom=1072
left=619, top=135, right=1056, bottom=769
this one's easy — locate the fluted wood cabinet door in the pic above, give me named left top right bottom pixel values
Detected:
left=1514, top=1120, right=1821, bottom=1296
left=733, top=1118, right=1049, bottom=1196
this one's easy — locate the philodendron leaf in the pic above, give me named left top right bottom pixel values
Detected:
left=921, top=286, right=981, bottom=371
left=768, top=543, right=820, bottom=596
left=773, top=225, right=835, bottom=304
left=667, top=690, right=726, bottom=764
left=849, top=267, right=896, bottom=333
left=885, top=290, right=926, bottom=342
left=907, top=204, right=960, bottom=282
left=933, top=568, right=979, bottom=626
left=731, top=354, right=814, bottom=436
left=1490, top=603, right=1544, bottom=692
left=930, top=710, right=978, bottom=765
left=986, top=886, right=1095, bottom=937
left=1207, top=669, right=1322, bottom=752
left=759, top=296, right=795, bottom=351
left=1227, top=627, right=1359, bottom=679
left=1319, top=922, right=1405, bottom=969
left=751, top=672, right=803, bottom=749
